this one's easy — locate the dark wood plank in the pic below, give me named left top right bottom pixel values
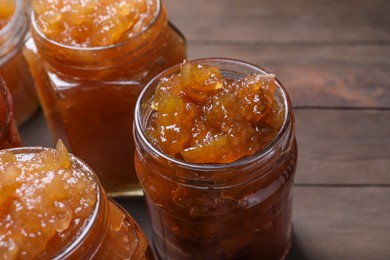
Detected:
left=291, top=186, right=390, bottom=260
left=294, top=109, right=390, bottom=185
left=165, top=0, right=390, bottom=43
left=19, top=109, right=390, bottom=186
left=18, top=111, right=54, bottom=148
left=188, top=44, right=390, bottom=108
left=118, top=186, right=390, bottom=259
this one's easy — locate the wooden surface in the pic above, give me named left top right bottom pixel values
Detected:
left=19, top=0, right=390, bottom=259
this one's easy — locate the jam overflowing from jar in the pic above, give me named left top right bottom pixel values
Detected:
left=32, top=0, right=157, bottom=47
left=0, top=141, right=97, bottom=259
left=147, top=60, right=284, bottom=163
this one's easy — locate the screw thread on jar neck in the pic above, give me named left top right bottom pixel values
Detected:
left=29, top=0, right=168, bottom=77
left=134, top=58, right=295, bottom=189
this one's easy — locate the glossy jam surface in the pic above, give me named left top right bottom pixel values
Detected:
left=24, top=0, right=186, bottom=196
left=0, top=0, right=14, bottom=29
left=147, top=60, right=283, bottom=163
left=0, top=141, right=97, bottom=259
left=32, top=0, right=157, bottom=47
left=135, top=60, right=296, bottom=259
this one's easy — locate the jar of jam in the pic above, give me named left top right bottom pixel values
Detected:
left=0, top=0, right=39, bottom=126
left=0, top=141, right=155, bottom=259
left=0, top=76, right=22, bottom=149
left=23, top=0, right=187, bottom=197
left=134, top=58, right=297, bottom=259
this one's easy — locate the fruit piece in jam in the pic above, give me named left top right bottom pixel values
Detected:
left=147, top=60, right=283, bottom=163
left=0, top=140, right=97, bottom=259
left=0, top=0, right=15, bottom=29
left=31, top=0, right=157, bottom=47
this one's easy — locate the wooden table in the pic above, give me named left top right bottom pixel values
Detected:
left=19, top=0, right=390, bottom=259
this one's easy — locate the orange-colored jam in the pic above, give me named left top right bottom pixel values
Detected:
left=147, top=60, right=284, bottom=163
left=0, top=142, right=155, bottom=259
left=32, top=0, right=157, bottom=47
left=25, top=0, right=186, bottom=196
left=0, top=0, right=14, bottom=29
left=135, top=59, right=296, bottom=259
left=0, top=141, right=97, bottom=259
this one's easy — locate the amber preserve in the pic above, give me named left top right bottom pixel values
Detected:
left=23, top=0, right=187, bottom=197
left=0, top=0, right=39, bottom=126
left=0, top=141, right=154, bottom=259
left=134, top=58, right=298, bottom=259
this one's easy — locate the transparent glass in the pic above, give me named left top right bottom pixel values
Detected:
left=0, top=0, right=39, bottom=125
left=134, top=58, right=297, bottom=259
left=1, top=146, right=155, bottom=259
left=23, top=0, right=187, bottom=197
left=0, top=76, right=22, bottom=149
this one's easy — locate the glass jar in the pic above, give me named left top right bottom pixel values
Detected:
left=0, top=146, right=155, bottom=259
left=0, top=76, right=22, bottom=149
left=134, top=58, right=298, bottom=259
left=23, top=0, right=187, bottom=197
left=0, top=0, right=39, bottom=126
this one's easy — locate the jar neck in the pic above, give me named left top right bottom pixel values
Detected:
left=53, top=182, right=111, bottom=259
left=31, top=0, right=168, bottom=78
left=0, top=0, right=28, bottom=66
left=134, top=58, right=296, bottom=189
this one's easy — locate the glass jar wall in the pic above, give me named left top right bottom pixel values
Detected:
left=0, top=76, right=22, bottom=149
left=0, top=145, right=154, bottom=259
left=0, top=0, right=39, bottom=125
left=134, top=58, right=298, bottom=259
left=23, top=0, right=187, bottom=197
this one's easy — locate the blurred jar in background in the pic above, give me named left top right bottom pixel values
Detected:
left=0, top=75, right=22, bottom=149
left=0, top=0, right=39, bottom=126
left=0, top=143, right=154, bottom=259
left=23, top=0, right=187, bottom=197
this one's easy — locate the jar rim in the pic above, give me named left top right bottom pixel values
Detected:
left=30, top=0, right=162, bottom=52
left=134, top=57, right=293, bottom=171
left=0, top=0, right=23, bottom=38
left=0, top=146, right=102, bottom=259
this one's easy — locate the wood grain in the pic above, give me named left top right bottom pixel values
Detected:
left=294, top=109, right=390, bottom=185
left=165, top=0, right=390, bottom=43
left=290, top=187, right=390, bottom=260
left=187, top=43, right=390, bottom=108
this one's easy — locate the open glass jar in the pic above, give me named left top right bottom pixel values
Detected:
left=0, top=0, right=39, bottom=125
left=0, top=145, right=154, bottom=259
left=0, top=76, right=22, bottom=149
left=134, top=58, right=297, bottom=259
left=23, top=0, right=187, bottom=197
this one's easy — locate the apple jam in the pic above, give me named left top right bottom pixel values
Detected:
left=0, top=141, right=154, bottom=259
left=134, top=58, right=297, bottom=259
left=23, top=0, right=187, bottom=197
left=0, top=0, right=39, bottom=126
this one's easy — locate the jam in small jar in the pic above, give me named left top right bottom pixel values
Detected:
left=23, top=0, right=187, bottom=197
left=0, top=0, right=39, bottom=125
left=0, top=76, right=22, bottom=149
left=134, top=58, right=297, bottom=259
left=0, top=141, right=154, bottom=259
